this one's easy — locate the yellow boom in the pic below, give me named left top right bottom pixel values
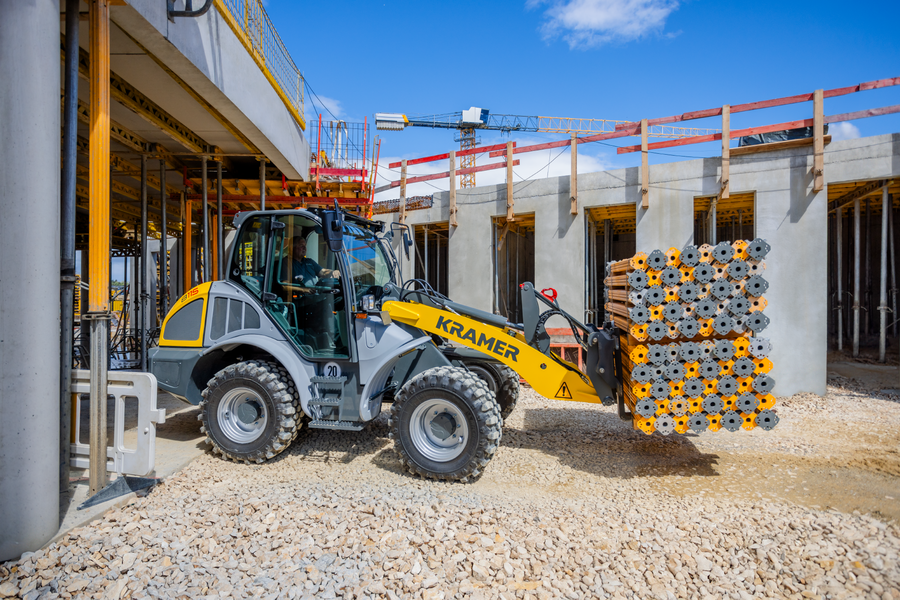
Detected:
left=382, top=300, right=603, bottom=404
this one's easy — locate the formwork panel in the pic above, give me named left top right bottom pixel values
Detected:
left=492, top=214, right=535, bottom=324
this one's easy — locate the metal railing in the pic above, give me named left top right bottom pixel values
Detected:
left=214, top=0, right=305, bottom=130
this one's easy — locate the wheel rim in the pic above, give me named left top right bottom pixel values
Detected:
left=465, top=363, right=497, bottom=394
left=217, top=386, right=268, bottom=444
left=409, top=398, right=470, bottom=462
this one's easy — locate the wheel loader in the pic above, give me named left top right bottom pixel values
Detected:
left=149, top=206, right=621, bottom=482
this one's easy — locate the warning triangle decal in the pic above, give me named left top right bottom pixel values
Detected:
left=555, top=382, right=572, bottom=399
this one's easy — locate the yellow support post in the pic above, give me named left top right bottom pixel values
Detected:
left=184, top=197, right=192, bottom=292
left=88, top=1, right=109, bottom=312
left=88, top=0, right=111, bottom=497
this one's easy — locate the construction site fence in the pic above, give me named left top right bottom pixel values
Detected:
left=214, top=0, right=305, bottom=129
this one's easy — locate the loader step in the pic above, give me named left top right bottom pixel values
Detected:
left=309, top=397, right=341, bottom=406
left=310, top=376, right=347, bottom=385
left=308, top=419, right=365, bottom=432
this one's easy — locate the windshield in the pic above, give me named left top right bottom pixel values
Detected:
left=342, top=224, right=393, bottom=301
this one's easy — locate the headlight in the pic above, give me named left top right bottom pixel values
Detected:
left=362, top=294, right=375, bottom=311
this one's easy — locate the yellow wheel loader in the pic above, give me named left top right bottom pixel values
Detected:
left=150, top=206, right=620, bottom=482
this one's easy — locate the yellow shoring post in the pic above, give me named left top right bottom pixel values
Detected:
left=88, top=0, right=111, bottom=497
left=184, top=195, right=193, bottom=292
left=88, top=1, right=109, bottom=312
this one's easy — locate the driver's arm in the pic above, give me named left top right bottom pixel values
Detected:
left=318, top=267, right=341, bottom=279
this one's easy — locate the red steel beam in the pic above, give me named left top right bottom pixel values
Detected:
left=616, top=103, right=900, bottom=154
left=617, top=76, right=900, bottom=130
left=388, top=142, right=516, bottom=169
left=309, top=167, right=368, bottom=177
left=824, top=104, right=900, bottom=123
left=173, top=194, right=368, bottom=204
left=209, top=197, right=374, bottom=213
left=383, top=159, right=521, bottom=189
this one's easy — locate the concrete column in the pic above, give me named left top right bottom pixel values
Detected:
left=0, top=0, right=61, bottom=561
left=751, top=167, right=827, bottom=396
left=635, top=184, right=695, bottom=253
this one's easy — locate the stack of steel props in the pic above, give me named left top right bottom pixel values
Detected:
left=604, top=239, right=779, bottom=435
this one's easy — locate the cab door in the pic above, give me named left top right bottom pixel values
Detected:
left=229, top=212, right=354, bottom=361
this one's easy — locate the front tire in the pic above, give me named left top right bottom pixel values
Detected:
left=199, top=360, right=300, bottom=463
left=390, top=366, right=502, bottom=482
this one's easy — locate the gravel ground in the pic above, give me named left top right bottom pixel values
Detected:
left=2, top=374, right=900, bottom=600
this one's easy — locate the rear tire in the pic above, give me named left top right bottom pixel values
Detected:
left=462, top=360, right=520, bottom=421
left=390, top=366, right=501, bottom=482
left=199, top=360, right=300, bottom=463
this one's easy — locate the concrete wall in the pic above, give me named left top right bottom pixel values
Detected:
left=398, top=177, right=587, bottom=320
left=114, top=1, right=309, bottom=179
left=387, top=133, right=900, bottom=397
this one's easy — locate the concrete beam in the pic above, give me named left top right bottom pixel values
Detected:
left=113, top=1, right=309, bottom=179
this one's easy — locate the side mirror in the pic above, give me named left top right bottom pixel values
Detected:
left=401, top=229, right=411, bottom=260
left=322, top=209, right=344, bottom=253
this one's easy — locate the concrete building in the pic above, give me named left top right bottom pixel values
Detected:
left=1, top=0, right=316, bottom=561
left=380, top=132, right=900, bottom=398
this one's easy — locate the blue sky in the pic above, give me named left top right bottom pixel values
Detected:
left=263, top=0, right=900, bottom=199
left=105, top=0, right=899, bottom=282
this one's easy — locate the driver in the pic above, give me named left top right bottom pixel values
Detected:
left=290, top=235, right=340, bottom=287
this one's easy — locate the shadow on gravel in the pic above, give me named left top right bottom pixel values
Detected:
left=249, top=414, right=407, bottom=475
left=501, top=407, right=721, bottom=480
left=154, top=407, right=204, bottom=444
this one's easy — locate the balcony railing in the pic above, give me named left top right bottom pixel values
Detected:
left=214, top=0, right=306, bottom=130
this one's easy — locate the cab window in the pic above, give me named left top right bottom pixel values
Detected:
left=267, top=214, right=349, bottom=359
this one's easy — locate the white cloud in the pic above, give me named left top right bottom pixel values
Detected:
left=373, top=143, right=613, bottom=202
left=529, top=0, right=680, bottom=49
left=830, top=122, right=861, bottom=141
left=306, top=95, right=343, bottom=122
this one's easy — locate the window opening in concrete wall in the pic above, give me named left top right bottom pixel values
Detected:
left=826, top=179, right=900, bottom=360
left=693, top=192, right=755, bottom=246
left=492, top=215, right=535, bottom=324
left=413, top=222, right=449, bottom=297
left=586, top=204, right=637, bottom=326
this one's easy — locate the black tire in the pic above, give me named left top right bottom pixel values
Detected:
left=462, top=360, right=520, bottom=421
left=389, top=366, right=501, bottom=482
left=199, top=360, right=300, bottom=463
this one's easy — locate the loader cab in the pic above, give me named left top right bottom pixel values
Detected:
left=229, top=210, right=394, bottom=361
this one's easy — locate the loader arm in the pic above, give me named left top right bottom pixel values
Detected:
left=381, top=297, right=618, bottom=405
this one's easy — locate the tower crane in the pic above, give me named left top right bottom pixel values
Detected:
left=375, top=108, right=721, bottom=188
